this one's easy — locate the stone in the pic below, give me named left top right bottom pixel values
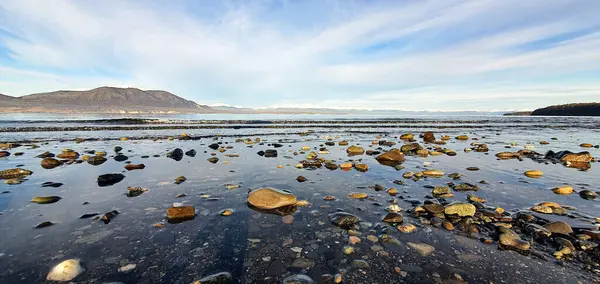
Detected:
left=247, top=188, right=297, bottom=209
left=580, top=190, right=598, bottom=200
left=124, top=164, right=145, bottom=171
left=432, top=186, right=450, bottom=196
left=101, top=210, right=119, bottom=224
left=167, top=206, right=195, bottom=222
left=175, top=176, right=186, bottom=184
left=113, top=154, right=128, bottom=162
left=423, top=203, right=445, bottom=214
left=545, top=221, right=573, bottom=235
left=126, top=187, right=147, bottom=197
left=283, top=274, right=316, bottom=284
left=328, top=212, right=360, bottom=229
left=291, top=258, right=314, bottom=269
left=167, top=148, right=184, bottom=161
left=531, top=205, right=553, bottom=214
left=264, top=149, right=278, bottom=157
left=400, top=133, right=414, bottom=140
left=524, top=170, right=544, bottom=178
left=35, top=221, right=55, bottom=228
left=400, top=143, right=422, bottom=153
left=185, top=149, right=197, bottom=157
left=36, top=151, right=55, bottom=158
left=382, top=212, right=403, bottom=223
left=47, top=259, right=84, bottom=281
left=296, top=176, right=307, bottom=182
left=87, top=156, right=107, bottom=166
left=495, top=152, right=521, bottom=159
left=354, top=163, right=368, bottom=172
left=57, top=151, right=79, bottom=159
left=580, top=143, right=593, bottom=148
left=560, top=151, right=593, bottom=163
left=192, top=272, right=233, bottom=284
left=499, top=229, right=531, bottom=251
left=349, top=236, right=361, bottom=245
left=444, top=203, right=476, bottom=217
left=346, top=145, right=365, bottom=155
left=375, top=149, right=406, bottom=165
left=407, top=242, right=435, bottom=256
left=422, top=169, right=444, bottom=177
left=208, top=157, right=219, bottom=163
left=0, top=168, right=33, bottom=179
left=552, top=185, right=574, bottom=195
left=397, top=223, right=417, bottom=233
left=31, top=196, right=62, bottom=204
left=423, top=132, right=436, bottom=143
left=455, top=135, right=469, bottom=140
left=348, top=192, right=368, bottom=199
left=351, top=260, right=370, bottom=269
left=387, top=188, right=398, bottom=196
left=339, top=162, right=353, bottom=170
left=453, top=183, right=479, bottom=191
left=118, top=264, right=136, bottom=273
left=97, top=173, right=125, bottom=187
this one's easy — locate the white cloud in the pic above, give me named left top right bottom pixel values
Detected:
left=0, top=0, right=599, bottom=110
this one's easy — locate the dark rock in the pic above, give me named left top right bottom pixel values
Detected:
left=41, top=182, right=63, bottom=188
left=185, top=149, right=197, bottom=157
left=382, top=212, right=403, bottom=224
left=0, top=151, right=10, bottom=157
left=34, top=221, right=54, bottom=228
left=423, top=132, right=436, bottom=143
left=41, top=158, right=62, bottom=169
left=328, top=212, right=360, bottom=229
left=87, top=156, right=107, bottom=166
left=101, top=210, right=119, bottom=224
left=194, top=272, right=233, bottom=284
left=125, top=163, right=145, bottom=170
left=97, top=173, right=125, bottom=187
left=36, top=152, right=55, bottom=158
left=79, top=213, right=100, bottom=219
left=114, top=146, right=123, bottom=153
left=167, top=148, right=183, bottom=161
left=208, top=157, right=219, bottom=163
left=297, top=176, right=307, bottom=182
left=264, top=149, right=277, bottom=157
left=113, top=154, right=128, bottom=162
left=580, top=190, right=597, bottom=200
left=208, top=143, right=220, bottom=150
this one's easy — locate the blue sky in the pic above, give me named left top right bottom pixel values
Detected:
left=0, top=0, right=599, bottom=111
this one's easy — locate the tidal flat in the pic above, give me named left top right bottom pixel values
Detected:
left=0, top=116, right=599, bottom=284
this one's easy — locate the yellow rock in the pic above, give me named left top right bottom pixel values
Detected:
left=301, top=146, right=311, bottom=151
left=444, top=203, right=476, bottom=217
left=247, top=188, right=297, bottom=209
left=295, top=200, right=310, bottom=207
left=552, top=185, right=574, bottom=195
left=422, top=169, right=444, bottom=177
left=348, top=192, right=368, bottom=199
left=346, top=145, right=365, bottom=155
left=538, top=201, right=562, bottom=208
left=455, top=135, right=469, bottom=140
left=400, top=133, right=414, bottom=140
left=120, top=137, right=128, bottom=141
left=580, top=143, right=593, bottom=148
left=524, top=170, right=543, bottom=178
left=340, top=162, right=353, bottom=170
left=397, top=223, right=416, bottom=233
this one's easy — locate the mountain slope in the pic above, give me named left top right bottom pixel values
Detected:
left=20, top=87, right=202, bottom=109
left=531, top=103, right=600, bottom=116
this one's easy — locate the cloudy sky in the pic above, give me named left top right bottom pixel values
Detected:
left=1, top=0, right=599, bottom=111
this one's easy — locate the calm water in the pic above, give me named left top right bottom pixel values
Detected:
left=0, top=114, right=598, bottom=283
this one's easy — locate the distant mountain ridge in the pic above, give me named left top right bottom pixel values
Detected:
left=0, top=87, right=213, bottom=113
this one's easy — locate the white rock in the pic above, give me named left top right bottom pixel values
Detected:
left=407, top=242, right=435, bottom=256
left=172, top=202, right=184, bottom=207
left=47, top=259, right=84, bottom=281
left=118, top=263, right=136, bottom=273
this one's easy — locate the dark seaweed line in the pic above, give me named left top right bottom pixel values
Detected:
left=0, top=123, right=588, bottom=133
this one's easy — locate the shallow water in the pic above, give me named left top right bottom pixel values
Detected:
left=0, top=115, right=599, bottom=283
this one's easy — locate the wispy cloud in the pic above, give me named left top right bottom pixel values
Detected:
left=0, top=0, right=599, bottom=110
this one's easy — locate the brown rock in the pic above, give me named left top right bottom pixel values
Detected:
left=544, top=221, right=573, bottom=235
left=167, top=206, right=195, bottom=222
left=423, top=132, right=436, bottom=143
left=0, top=168, right=33, bottom=179
left=56, top=151, right=79, bottom=159
left=561, top=152, right=593, bottom=163
left=375, top=149, right=405, bottom=165
left=247, top=188, right=297, bottom=209
left=125, top=164, right=145, bottom=171
left=354, top=164, right=368, bottom=172
left=41, top=158, right=62, bottom=169
left=346, top=145, right=365, bottom=155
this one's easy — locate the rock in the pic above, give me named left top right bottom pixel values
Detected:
left=545, top=221, right=573, bottom=235
left=296, top=176, right=307, bottom=182
left=192, top=272, right=233, bottom=284
left=167, top=148, right=183, bottom=161
left=351, top=260, right=370, bottom=269
left=339, top=162, right=353, bottom=170
left=41, top=182, right=63, bottom=188
left=41, top=158, right=63, bottom=169
left=354, top=164, right=368, bottom=172
left=580, top=190, right=597, bottom=200
left=35, top=221, right=55, bottom=228
left=31, top=196, right=61, bottom=204
left=87, top=156, right=107, bottom=166
left=453, top=183, right=479, bottom=191
left=580, top=143, right=593, bottom=148
left=349, top=236, right=361, bottom=245
left=208, top=143, right=220, bottom=150
left=382, top=212, right=403, bottom=224
left=36, top=151, right=55, bottom=158
left=97, top=173, right=125, bottom=187
left=400, top=133, right=414, bottom=140
left=423, top=132, right=436, bottom=143
left=79, top=213, right=99, bottom=219
left=0, top=151, right=10, bottom=157
left=531, top=205, right=553, bottom=214
left=444, top=203, right=476, bottom=217
left=126, top=187, right=147, bottom=197
left=339, top=141, right=349, bottom=146
left=247, top=188, right=297, bottom=209
left=208, top=157, right=219, bottom=163
left=552, top=185, right=574, bottom=195
left=167, top=206, right=195, bottom=222
left=499, top=228, right=531, bottom=251
left=432, top=186, right=450, bottom=196
left=524, top=170, right=543, bottom=178
left=175, top=176, right=186, bottom=184
left=118, top=264, right=136, bottom=273
left=375, top=149, right=405, bottom=165
left=455, top=135, right=469, bottom=140
left=185, top=149, right=197, bottom=157
left=57, top=151, right=79, bottom=159
left=114, top=146, right=123, bottom=153
left=559, top=151, right=593, bottom=163
left=407, top=242, right=435, bottom=256
left=264, top=149, right=278, bottom=157
left=422, top=169, right=444, bottom=177
left=124, top=164, right=145, bottom=171
left=47, top=259, right=84, bottom=281
left=283, top=274, right=316, bottom=284
left=346, top=145, right=365, bottom=155
left=423, top=203, right=445, bottom=214
left=306, top=151, right=318, bottom=160
left=325, top=162, right=338, bottom=170
left=291, top=258, right=314, bottom=269
left=101, top=210, right=119, bottom=224
left=400, top=143, right=422, bottom=153
left=348, top=192, right=368, bottom=199
left=0, top=168, right=33, bottom=179
left=387, top=188, right=398, bottom=196
left=468, top=195, right=486, bottom=203
left=397, top=223, right=416, bottom=233
left=329, top=212, right=360, bottom=229
left=220, top=209, right=233, bottom=216
left=113, top=154, right=128, bottom=162
left=495, top=152, right=521, bottom=159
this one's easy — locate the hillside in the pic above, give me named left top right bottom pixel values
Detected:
left=531, top=103, right=600, bottom=116
left=0, top=87, right=214, bottom=113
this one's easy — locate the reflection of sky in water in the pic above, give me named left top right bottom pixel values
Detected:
left=0, top=117, right=598, bottom=283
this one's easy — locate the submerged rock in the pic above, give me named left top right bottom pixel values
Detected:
left=346, top=145, right=365, bottom=155
left=192, top=272, right=233, bottom=284
left=328, top=212, right=360, bottom=229
left=47, top=259, right=84, bottom=281
left=167, top=206, right=195, bottom=223
left=0, top=168, right=33, bottom=179
left=31, top=196, right=61, bottom=204
left=124, top=164, right=145, bottom=171
left=247, top=188, right=297, bottom=209
left=97, top=173, right=125, bottom=187
left=407, top=242, right=435, bottom=256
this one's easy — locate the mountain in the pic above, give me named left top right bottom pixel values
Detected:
left=531, top=103, right=600, bottom=116
left=503, top=111, right=532, bottom=116
left=1, top=87, right=214, bottom=113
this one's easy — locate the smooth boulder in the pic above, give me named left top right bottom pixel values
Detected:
left=247, top=188, right=297, bottom=210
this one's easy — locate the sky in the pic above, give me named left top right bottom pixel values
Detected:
left=0, top=0, right=599, bottom=111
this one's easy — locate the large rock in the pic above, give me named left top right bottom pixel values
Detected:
left=400, top=143, right=422, bottom=153
left=346, top=145, right=365, bottom=155
left=545, top=150, right=593, bottom=163
left=56, top=151, right=79, bottom=159
left=444, top=203, right=476, bottom=217
left=375, top=149, right=405, bottom=166
left=0, top=168, right=33, bottom=179
left=498, top=228, right=531, bottom=251
left=47, top=259, right=84, bottom=281
left=167, top=206, right=196, bottom=222
left=167, top=148, right=183, bottom=161
left=87, top=156, right=107, bottom=166
left=97, top=173, right=125, bottom=187
left=41, top=158, right=62, bottom=169
left=544, top=221, right=573, bottom=235
left=247, top=188, right=297, bottom=209
left=423, top=132, right=436, bottom=143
